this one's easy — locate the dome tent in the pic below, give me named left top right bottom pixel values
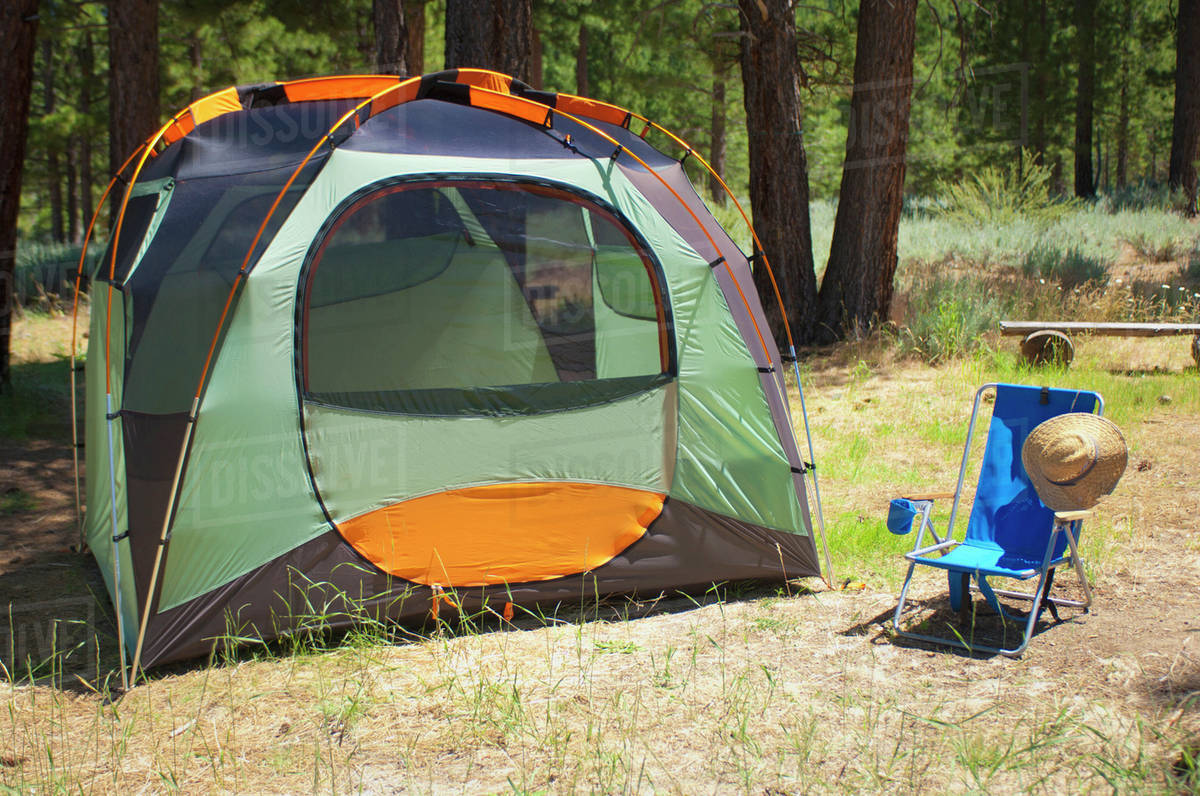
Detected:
left=72, top=69, right=828, bottom=681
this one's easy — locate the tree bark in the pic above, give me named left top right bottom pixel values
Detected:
left=708, top=65, right=727, bottom=207
left=575, top=23, right=588, bottom=96
left=444, top=0, right=532, bottom=82
left=189, top=34, right=204, bottom=100
left=1029, top=0, right=1051, bottom=159
left=1073, top=0, right=1097, bottom=198
left=107, top=0, right=160, bottom=184
left=1116, top=81, right=1129, bottom=188
left=79, top=30, right=95, bottom=237
left=738, top=0, right=818, bottom=346
left=1169, top=0, right=1200, bottom=215
left=0, top=0, right=39, bottom=392
left=373, top=0, right=409, bottom=74
left=530, top=26, right=543, bottom=89
left=1115, top=0, right=1133, bottom=189
left=405, top=0, right=426, bottom=74
left=44, top=38, right=65, bottom=244
left=816, top=0, right=917, bottom=342
left=67, top=147, right=80, bottom=245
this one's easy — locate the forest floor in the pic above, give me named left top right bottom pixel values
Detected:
left=1, top=308, right=1198, bottom=793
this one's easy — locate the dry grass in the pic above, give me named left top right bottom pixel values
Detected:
left=3, top=314, right=1200, bottom=793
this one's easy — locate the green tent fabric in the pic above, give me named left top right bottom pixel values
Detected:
left=79, top=70, right=824, bottom=671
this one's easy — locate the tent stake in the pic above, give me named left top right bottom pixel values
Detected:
left=128, top=396, right=198, bottom=683
left=104, top=392, right=129, bottom=692
left=789, top=346, right=834, bottom=589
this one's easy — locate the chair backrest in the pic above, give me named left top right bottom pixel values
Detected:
left=964, top=384, right=1100, bottom=564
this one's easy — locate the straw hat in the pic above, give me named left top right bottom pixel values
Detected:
left=1022, top=413, right=1128, bottom=511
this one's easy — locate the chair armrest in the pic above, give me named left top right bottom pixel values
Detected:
left=1054, top=510, right=1092, bottom=523
left=899, top=491, right=955, bottom=501
left=904, top=539, right=959, bottom=559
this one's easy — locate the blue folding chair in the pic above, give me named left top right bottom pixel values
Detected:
left=891, top=383, right=1100, bottom=657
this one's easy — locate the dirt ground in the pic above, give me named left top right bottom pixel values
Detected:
left=1, top=313, right=1198, bottom=791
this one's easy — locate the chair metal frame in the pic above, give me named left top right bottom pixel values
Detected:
left=892, top=383, right=1099, bottom=657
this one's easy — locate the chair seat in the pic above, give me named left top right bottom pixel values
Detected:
left=909, top=541, right=1069, bottom=580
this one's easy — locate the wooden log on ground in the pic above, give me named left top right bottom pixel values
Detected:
left=1021, top=330, right=1074, bottom=366
left=1000, top=321, right=1200, bottom=337
left=999, top=321, right=1200, bottom=369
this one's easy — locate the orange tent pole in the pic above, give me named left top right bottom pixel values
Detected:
left=618, top=114, right=833, bottom=587
left=522, top=90, right=831, bottom=586
left=68, top=143, right=148, bottom=551
left=128, top=77, right=423, bottom=683
left=100, top=110, right=192, bottom=692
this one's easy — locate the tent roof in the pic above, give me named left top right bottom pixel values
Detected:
left=152, top=69, right=661, bottom=157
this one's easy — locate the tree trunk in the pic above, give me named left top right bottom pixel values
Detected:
left=738, top=0, right=818, bottom=346
left=405, top=0, right=426, bottom=74
left=189, top=34, right=204, bottom=100
left=0, top=0, right=39, bottom=392
left=530, top=27, right=543, bottom=89
left=816, top=0, right=918, bottom=342
left=575, top=23, right=588, bottom=96
left=708, top=65, right=727, bottom=207
left=1030, top=0, right=1050, bottom=159
left=1073, top=0, right=1097, bottom=198
left=79, top=31, right=95, bottom=237
left=67, top=147, right=81, bottom=245
left=444, top=0, right=532, bottom=82
left=44, top=38, right=65, bottom=244
left=1116, top=82, right=1129, bottom=188
left=107, top=0, right=160, bottom=184
left=1169, top=0, right=1200, bottom=215
left=1115, top=0, right=1133, bottom=189
left=373, top=0, right=409, bottom=74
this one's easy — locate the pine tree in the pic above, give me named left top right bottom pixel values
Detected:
left=817, top=0, right=918, bottom=340
left=0, top=0, right=39, bottom=392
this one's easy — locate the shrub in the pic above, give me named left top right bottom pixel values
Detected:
left=1099, top=180, right=1171, bottom=213
left=1185, top=244, right=1200, bottom=280
left=1125, top=231, right=1187, bottom=263
left=934, top=150, right=1080, bottom=227
left=13, top=241, right=98, bottom=307
left=896, top=271, right=1013, bottom=364
left=1021, top=244, right=1111, bottom=289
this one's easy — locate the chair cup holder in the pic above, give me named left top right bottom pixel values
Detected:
left=887, top=498, right=919, bottom=535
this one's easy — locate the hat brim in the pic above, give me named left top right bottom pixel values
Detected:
left=1022, top=413, right=1128, bottom=511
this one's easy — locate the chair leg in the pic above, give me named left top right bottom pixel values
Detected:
left=948, top=570, right=969, bottom=613
left=1038, top=568, right=1059, bottom=622
left=1064, top=523, right=1094, bottom=612
left=1009, top=566, right=1054, bottom=657
left=893, top=561, right=919, bottom=633
left=976, top=575, right=1006, bottom=618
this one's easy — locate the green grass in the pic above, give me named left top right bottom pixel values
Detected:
left=6, top=203, right=1200, bottom=792
left=1021, top=244, right=1112, bottom=288
left=0, top=360, right=73, bottom=440
left=815, top=340, right=1199, bottom=592
left=0, top=490, right=37, bottom=515
left=899, top=204, right=1199, bottom=273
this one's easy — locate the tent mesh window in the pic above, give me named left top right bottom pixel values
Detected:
left=299, top=178, right=673, bottom=416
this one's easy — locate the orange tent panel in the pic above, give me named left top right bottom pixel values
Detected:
left=336, top=482, right=664, bottom=587
left=554, top=94, right=630, bottom=127
left=190, top=87, right=242, bottom=125
left=467, top=87, right=552, bottom=127
left=283, top=75, right=401, bottom=102
left=452, top=68, right=514, bottom=94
